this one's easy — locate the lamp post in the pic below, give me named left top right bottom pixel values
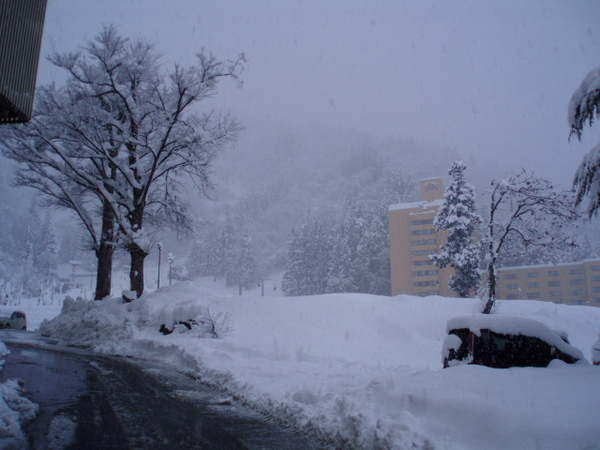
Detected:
left=69, top=260, right=81, bottom=292
left=157, top=243, right=162, bottom=289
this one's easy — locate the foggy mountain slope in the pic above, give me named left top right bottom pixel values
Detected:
left=191, top=120, right=465, bottom=271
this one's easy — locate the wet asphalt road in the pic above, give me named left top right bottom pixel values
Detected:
left=0, top=334, right=325, bottom=449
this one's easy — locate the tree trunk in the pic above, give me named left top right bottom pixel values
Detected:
left=129, top=245, right=146, bottom=299
left=94, top=200, right=115, bottom=300
left=482, top=260, right=496, bottom=314
left=95, top=242, right=113, bottom=300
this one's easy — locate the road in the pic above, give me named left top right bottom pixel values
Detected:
left=0, top=333, right=325, bottom=449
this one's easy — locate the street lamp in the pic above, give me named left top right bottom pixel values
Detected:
left=157, top=243, right=162, bottom=289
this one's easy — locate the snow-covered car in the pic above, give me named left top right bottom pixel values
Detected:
left=592, top=334, right=600, bottom=366
left=442, top=315, right=585, bottom=369
left=0, top=311, right=27, bottom=330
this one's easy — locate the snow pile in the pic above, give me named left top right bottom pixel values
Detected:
left=39, top=279, right=600, bottom=449
left=0, top=339, right=39, bottom=449
left=47, top=414, right=77, bottom=450
left=39, top=296, right=133, bottom=347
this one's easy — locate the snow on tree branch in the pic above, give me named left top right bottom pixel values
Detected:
left=1, top=25, right=244, bottom=299
left=568, top=66, right=600, bottom=218
left=482, top=170, right=579, bottom=314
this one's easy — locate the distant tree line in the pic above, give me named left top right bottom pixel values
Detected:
left=0, top=201, right=58, bottom=299
left=187, top=214, right=258, bottom=294
left=281, top=168, right=414, bottom=297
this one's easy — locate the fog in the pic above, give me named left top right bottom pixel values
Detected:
left=6, top=0, right=597, bottom=272
left=38, top=0, right=599, bottom=188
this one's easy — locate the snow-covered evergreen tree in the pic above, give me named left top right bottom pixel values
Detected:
left=327, top=198, right=368, bottom=293
left=569, top=66, right=600, bottom=217
left=282, top=219, right=332, bottom=296
left=431, top=161, right=483, bottom=298
left=234, top=230, right=257, bottom=293
left=383, top=167, right=415, bottom=206
left=36, top=213, right=58, bottom=276
left=282, top=226, right=308, bottom=296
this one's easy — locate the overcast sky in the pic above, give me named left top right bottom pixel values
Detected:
left=38, top=0, right=599, bottom=188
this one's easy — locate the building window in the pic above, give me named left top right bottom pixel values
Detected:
left=527, top=282, right=540, bottom=289
left=413, top=260, right=434, bottom=266
left=547, top=270, right=560, bottom=277
left=570, top=268, right=583, bottom=275
left=527, top=292, right=540, bottom=299
left=572, top=300, right=585, bottom=305
left=595, top=297, right=600, bottom=303
left=504, top=274, right=517, bottom=280
left=591, top=265, right=600, bottom=272
left=411, top=229, right=436, bottom=236
left=424, top=182, right=438, bottom=191
left=526, top=272, right=539, bottom=278
left=549, top=291, right=562, bottom=297
left=572, top=289, right=584, bottom=296
left=507, top=294, right=519, bottom=299
left=591, top=276, right=600, bottom=282
left=413, top=280, right=439, bottom=287
left=548, top=280, right=561, bottom=287
left=506, top=284, right=518, bottom=290
left=412, top=239, right=436, bottom=246
left=411, top=219, right=434, bottom=226
left=416, top=291, right=439, bottom=296
left=413, top=270, right=438, bottom=277
left=412, top=249, right=437, bottom=256
left=592, top=286, right=600, bottom=293
left=569, top=279, right=584, bottom=286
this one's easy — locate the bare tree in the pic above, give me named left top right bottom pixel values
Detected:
left=2, top=26, right=244, bottom=299
left=2, top=101, right=118, bottom=300
left=482, top=170, right=578, bottom=314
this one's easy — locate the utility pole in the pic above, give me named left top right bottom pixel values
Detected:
left=157, top=243, right=162, bottom=289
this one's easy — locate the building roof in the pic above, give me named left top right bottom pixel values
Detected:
left=497, top=259, right=600, bottom=272
left=389, top=199, right=444, bottom=212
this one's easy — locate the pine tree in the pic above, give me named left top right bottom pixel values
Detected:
left=282, top=218, right=332, bottom=296
left=364, top=205, right=391, bottom=296
left=235, top=230, right=257, bottom=293
left=282, top=226, right=307, bottom=296
left=431, top=161, right=483, bottom=298
left=327, top=198, right=374, bottom=293
left=36, top=213, right=58, bottom=276
left=569, top=66, right=600, bottom=217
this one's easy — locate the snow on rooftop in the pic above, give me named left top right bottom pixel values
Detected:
left=498, top=259, right=600, bottom=272
left=389, top=198, right=444, bottom=211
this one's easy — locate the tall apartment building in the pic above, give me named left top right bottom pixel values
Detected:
left=389, top=177, right=600, bottom=307
left=389, top=177, right=455, bottom=297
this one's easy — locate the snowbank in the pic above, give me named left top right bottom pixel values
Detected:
left=0, top=339, right=39, bottom=449
left=39, top=279, right=600, bottom=449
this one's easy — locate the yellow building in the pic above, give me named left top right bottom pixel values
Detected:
left=389, top=176, right=600, bottom=306
left=496, top=261, right=600, bottom=307
left=389, top=177, right=455, bottom=297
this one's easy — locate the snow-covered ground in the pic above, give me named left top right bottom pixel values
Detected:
left=8, top=278, right=600, bottom=448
